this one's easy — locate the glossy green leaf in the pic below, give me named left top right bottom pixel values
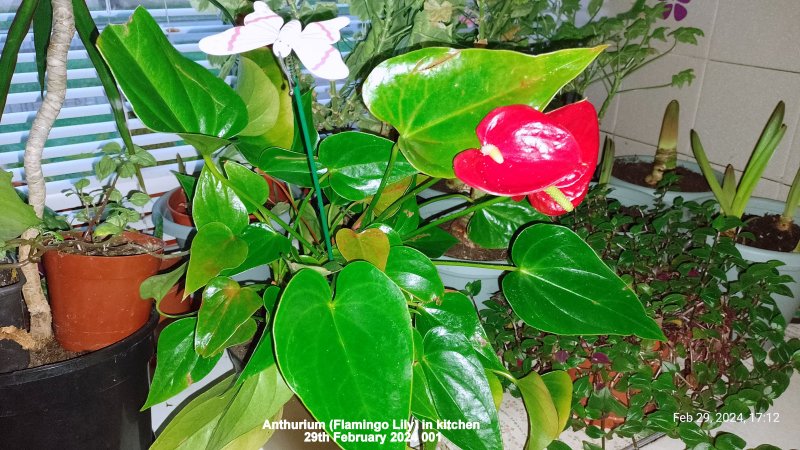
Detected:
left=412, top=329, right=439, bottom=423
left=362, top=46, right=604, bottom=177
left=207, top=364, right=292, bottom=449
left=516, top=371, right=560, bottom=450
left=239, top=146, right=324, bottom=188
left=318, top=131, right=417, bottom=201
left=405, top=226, right=459, bottom=258
left=220, top=223, right=291, bottom=277
left=487, top=372, right=503, bottom=410
left=273, top=262, right=413, bottom=450
left=196, top=277, right=262, bottom=357
left=420, top=326, right=502, bottom=450
left=386, top=197, right=421, bottom=237
left=0, top=170, right=41, bottom=241
left=503, top=224, right=665, bottom=340
left=97, top=8, right=247, bottom=142
left=143, top=318, right=221, bottom=409
left=193, top=165, right=248, bottom=234
left=32, top=0, right=51, bottom=95
left=220, top=318, right=258, bottom=350
left=236, top=56, right=280, bottom=137
left=417, top=292, right=503, bottom=371
left=384, top=246, right=444, bottom=302
left=237, top=329, right=276, bottom=387
left=468, top=199, right=550, bottom=249
left=140, top=261, right=187, bottom=302
left=336, top=228, right=391, bottom=271
left=151, top=374, right=237, bottom=450
left=541, top=371, right=572, bottom=433
left=237, top=49, right=294, bottom=148
left=372, top=177, right=415, bottom=215
left=152, top=365, right=290, bottom=450
left=224, top=161, right=269, bottom=213
left=0, top=0, right=37, bottom=122
left=186, top=223, right=248, bottom=295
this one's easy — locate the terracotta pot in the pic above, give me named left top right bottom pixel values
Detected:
left=167, top=189, right=193, bottom=226
left=43, top=231, right=163, bottom=352
left=155, top=257, right=194, bottom=320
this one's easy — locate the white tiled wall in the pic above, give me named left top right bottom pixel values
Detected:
left=589, top=0, right=800, bottom=200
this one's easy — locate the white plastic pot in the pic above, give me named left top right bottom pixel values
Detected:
left=609, top=155, right=723, bottom=207
left=734, top=197, right=800, bottom=324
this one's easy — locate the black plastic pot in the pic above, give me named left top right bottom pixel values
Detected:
left=0, top=270, right=28, bottom=373
left=0, top=310, right=158, bottom=450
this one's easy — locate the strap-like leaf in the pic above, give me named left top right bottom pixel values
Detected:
left=0, top=0, right=39, bottom=123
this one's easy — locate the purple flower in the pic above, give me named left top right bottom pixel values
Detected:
left=661, top=0, right=690, bottom=21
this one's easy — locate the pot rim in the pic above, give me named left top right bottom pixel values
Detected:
left=0, top=309, right=158, bottom=385
left=44, top=230, right=164, bottom=259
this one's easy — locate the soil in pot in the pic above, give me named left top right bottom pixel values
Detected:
left=738, top=214, right=800, bottom=252
left=43, top=231, right=163, bottom=352
left=167, top=189, right=193, bottom=227
left=612, top=161, right=710, bottom=192
left=0, top=268, right=29, bottom=373
left=441, top=217, right=507, bottom=261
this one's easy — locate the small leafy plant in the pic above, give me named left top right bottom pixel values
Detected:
left=482, top=187, right=800, bottom=448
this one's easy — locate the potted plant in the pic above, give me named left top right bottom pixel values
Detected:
left=93, top=3, right=670, bottom=449
left=691, top=101, right=799, bottom=324
left=608, top=100, right=722, bottom=207
left=0, top=1, right=163, bottom=447
left=482, top=187, right=800, bottom=448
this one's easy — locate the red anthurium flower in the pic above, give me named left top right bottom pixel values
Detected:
left=453, top=104, right=581, bottom=196
left=454, top=100, right=599, bottom=216
left=527, top=100, right=599, bottom=215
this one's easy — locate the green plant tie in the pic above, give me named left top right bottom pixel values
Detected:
left=292, top=75, right=333, bottom=260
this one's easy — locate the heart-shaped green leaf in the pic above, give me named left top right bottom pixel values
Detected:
left=224, top=161, right=269, bottom=213
left=236, top=56, right=279, bottom=137
left=362, top=46, right=604, bottom=177
left=220, top=223, right=291, bottom=278
left=516, top=371, right=561, bottom=450
left=273, top=262, right=413, bottom=450
left=384, top=246, right=444, bottom=302
left=385, top=197, right=421, bottom=237
left=541, top=371, right=572, bottom=433
left=196, top=277, right=263, bottom=357
left=404, top=226, right=459, bottom=258
left=417, top=292, right=503, bottom=371
left=186, top=223, right=248, bottom=295
left=336, top=228, right=391, bottom=271
left=420, top=326, right=502, bottom=450
left=143, top=318, right=221, bottom=409
left=97, top=8, right=246, bottom=142
left=0, top=169, right=40, bottom=241
left=140, top=261, right=187, bottom=302
left=318, top=131, right=417, bottom=201
left=193, top=165, right=248, bottom=234
left=237, top=49, right=294, bottom=147
left=503, top=224, right=665, bottom=340
left=468, top=198, right=550, bottom=249
left=239, top=146, right=324, bottom=188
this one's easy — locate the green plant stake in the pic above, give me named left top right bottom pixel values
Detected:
left=292, top=74, right=333, bottom=260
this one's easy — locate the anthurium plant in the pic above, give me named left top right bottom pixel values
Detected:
left=97, top=7, right=665, bottom=450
